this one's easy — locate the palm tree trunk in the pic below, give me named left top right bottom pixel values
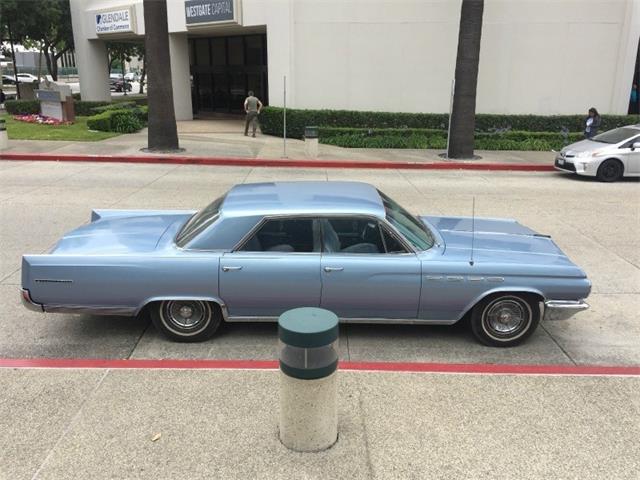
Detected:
left=143, top=0, right=179, bottom=151
left=447, top=0, right=484, bottom=159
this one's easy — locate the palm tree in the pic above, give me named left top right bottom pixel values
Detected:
left=447, top=0, right=484, bottom=159
left=143, top=0, right=179, bottom=151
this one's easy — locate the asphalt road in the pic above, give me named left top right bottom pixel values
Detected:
left=1, top=160, right=638, bottom=365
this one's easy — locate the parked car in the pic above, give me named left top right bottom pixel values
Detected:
left=21, top=182, right=591, bottom=347
left=15, top=73, right=40, bottom=83
left=555, top=125, right=640, bottom=181
left=109, top=77, right=132, bottom=92
left=124, top=72, right=138, bottom=82
left=2, top=74, right=17, bottom=85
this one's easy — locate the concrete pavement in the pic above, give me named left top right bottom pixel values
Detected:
left=1, top=367, right=638, bottom=480
left=0, top=119, right=555, bottom=166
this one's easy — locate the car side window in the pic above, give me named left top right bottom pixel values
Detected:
left=321, top=218, right=391, bottom=254
left=239, top=218, right=316, bottom=253
left=621, top=135, right=640, bottom=149
left=381, top=225, right=409, bottom=253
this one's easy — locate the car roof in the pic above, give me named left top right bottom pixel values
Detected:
left=221, top=181, right=385, bottom=218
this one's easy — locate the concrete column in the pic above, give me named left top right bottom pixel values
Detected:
left=69, top=0, right=110, bottom=102
left=168, top=33, right=193, bottom=121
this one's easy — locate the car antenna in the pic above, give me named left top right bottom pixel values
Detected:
left=469, top=197, right=475, bottom=266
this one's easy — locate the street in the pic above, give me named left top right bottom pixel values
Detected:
left=1, top=161, right=638, bottom=365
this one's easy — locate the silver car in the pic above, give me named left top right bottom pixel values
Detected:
left=555, top=125, right=640, bottom=182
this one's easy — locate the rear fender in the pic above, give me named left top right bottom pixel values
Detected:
left=137, top=296, right=229, bottom=321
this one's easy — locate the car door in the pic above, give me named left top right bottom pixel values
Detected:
left=219, top=217, right=322, bottom=317
left=319, top=217, right=421, bottom=319
left=622, top=135, right=640, bottom=174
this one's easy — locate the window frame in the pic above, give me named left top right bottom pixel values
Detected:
left=232, top=215, right=321, bottom=254
left=318, top=214, right=416, bottom=255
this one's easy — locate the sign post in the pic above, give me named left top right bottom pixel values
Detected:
left=283, top=75, right=287, bottom=158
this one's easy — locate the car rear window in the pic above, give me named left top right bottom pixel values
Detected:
left=175, top=195, right=225, bottom=247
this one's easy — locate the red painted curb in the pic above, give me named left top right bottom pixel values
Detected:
left=0, top=358, right=638, bottom=376
left=0, top=152, right=555, bottom=171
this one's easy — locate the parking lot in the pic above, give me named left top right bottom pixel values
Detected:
left=1, top=160, right=638, bottom=365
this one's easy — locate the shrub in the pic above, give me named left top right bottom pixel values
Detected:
left=110, top=110, right=143, bottom=133
left=74, top=101, right=110, bottom=116
left=86, top=111, right=112, bottom=131
left=90, top=102, right=137, bottom=114
left=261, top=106, right=638, bottom=139
left=4, top=99, right=40, bottom=115
left=319, top=128, right=585, bottom=151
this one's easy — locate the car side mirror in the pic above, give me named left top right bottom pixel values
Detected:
left=633, top=142, right=640, bottom=150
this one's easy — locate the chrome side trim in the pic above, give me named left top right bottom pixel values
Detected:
left=20, top=289, right=44, bottom=312
left=226, top=315, right=456, bottom=325
left=43, top=305, right=138, bottom=316
left=34, top=279, right=73, bottom=284
left=543, top=300, right=589, bottom=321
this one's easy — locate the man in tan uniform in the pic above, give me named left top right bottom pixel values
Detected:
left=244, top=91, right=263, bottom=138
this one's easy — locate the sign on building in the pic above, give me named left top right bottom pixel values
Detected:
left=185, top=0, right=241, bottom=26
left=95, top=7, right=135, bottom=35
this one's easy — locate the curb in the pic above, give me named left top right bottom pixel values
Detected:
left=0, top=358, right=638, bottom=376
left=0, top=152, right=555, bottom=171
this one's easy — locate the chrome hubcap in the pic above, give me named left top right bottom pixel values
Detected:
left=486, top=299, right=527, bottom=335
left=166, top=301, right=206, bottom=330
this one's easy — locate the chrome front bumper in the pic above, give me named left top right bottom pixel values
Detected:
left=543, top=300, right=589, bottom=321
left=20, top=288, right=43, bottom=312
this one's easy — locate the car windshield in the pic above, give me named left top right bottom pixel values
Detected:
left=591, top=127, right=639, bottom=144
left=175, top=196, right=225, bottom=247
left=378, top=190, right=434, bottom=250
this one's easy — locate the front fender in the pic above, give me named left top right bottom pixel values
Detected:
left=457, top=286, right=545, bottom=321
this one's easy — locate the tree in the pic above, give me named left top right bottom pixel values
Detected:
left=143, top=0, right=179, bottom=151
left=0, top=0, right=27, bottom=98
left=447, top=0, right=484, bottom=159
left=107, top=42, right=134, bottom=74
left=132, top=43, right=146, bottom=94
left=22, top=0, right=74, bottom=81
left=0, top=0, right=74, bottom=81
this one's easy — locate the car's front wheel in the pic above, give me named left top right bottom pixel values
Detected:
left=596, top=159, right=623, bottom=182
left=470, top=293, right=540, bottom=347
left=151, top=300, right=221, bottom=342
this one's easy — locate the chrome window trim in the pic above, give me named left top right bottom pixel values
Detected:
left=231, top=215, right=320, bottom=253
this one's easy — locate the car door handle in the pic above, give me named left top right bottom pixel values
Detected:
left=222, top=266, right=243, bottom=272
left=324, top=266, right=344, bottom=272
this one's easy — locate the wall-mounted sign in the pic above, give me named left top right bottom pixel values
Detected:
left=185, top=0, right=240, bottom=26
left=95, top=8, right=135, bottom=35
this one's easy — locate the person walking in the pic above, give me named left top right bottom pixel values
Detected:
left=584, top=107, right=601, bottom=139
left=244, top=90, right=263, bottom=138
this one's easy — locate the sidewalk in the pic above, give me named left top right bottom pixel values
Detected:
left=2, top=365, right=638, bottom=480
left=0, top=119, right=555, bottom=170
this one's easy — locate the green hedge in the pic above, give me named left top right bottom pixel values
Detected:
left=4, top=100, right=40, bottom=115
left=74, top=101, right=111, bottom=116
left=320, top=128, right=585, bottom=150
left=261, top=107, right=638, bottom=139
left=86, top=105, right=148, bottom=133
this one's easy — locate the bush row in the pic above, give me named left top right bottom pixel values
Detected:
left=261, top=107, right=638, bottom=139
left=320, top=128, right=585, bottom=151
left=4, top=97, right=147, bottom=117
left=86, top=106, right=148, bottom=133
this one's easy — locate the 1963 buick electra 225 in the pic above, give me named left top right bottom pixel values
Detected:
left=21, top=181, right=591, bottom=347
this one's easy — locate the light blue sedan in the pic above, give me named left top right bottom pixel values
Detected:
left=21, top=181, right=591, bottom=347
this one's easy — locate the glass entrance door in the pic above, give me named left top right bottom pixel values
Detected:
left=190, top=34, right=268, bottom=114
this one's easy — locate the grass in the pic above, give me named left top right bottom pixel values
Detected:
left=2, top=114, right=121, bottom=141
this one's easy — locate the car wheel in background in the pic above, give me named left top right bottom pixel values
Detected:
left=596, top=159, right=623, bottom=182
left=151, top=300, right=221, bottom=342
left=470, top=293, right=540, bottom=347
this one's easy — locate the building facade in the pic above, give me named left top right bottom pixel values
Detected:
left=70, top=0, right=640, bottom=121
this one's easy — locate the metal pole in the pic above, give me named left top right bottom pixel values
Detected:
left=283, top=75, right=287, bottom=158
left=446, top=78, right=455, bottom=159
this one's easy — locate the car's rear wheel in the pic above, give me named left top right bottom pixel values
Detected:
left=596, top=159, right=623, bottom=182
left=151, top=300, right=221, bottom=342
left=470, top=293, right=540, bottom=347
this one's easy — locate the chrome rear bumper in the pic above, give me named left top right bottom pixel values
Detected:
left=544, top=300, right=589, bottom=321
left=20, top=288, right=43, bottom=312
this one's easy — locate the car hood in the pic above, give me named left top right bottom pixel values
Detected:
left=421, top=216, right=583, bottom=273
left=51, top=212, right=192, bottom=255
left=561, top=139, right=604, bottom=155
